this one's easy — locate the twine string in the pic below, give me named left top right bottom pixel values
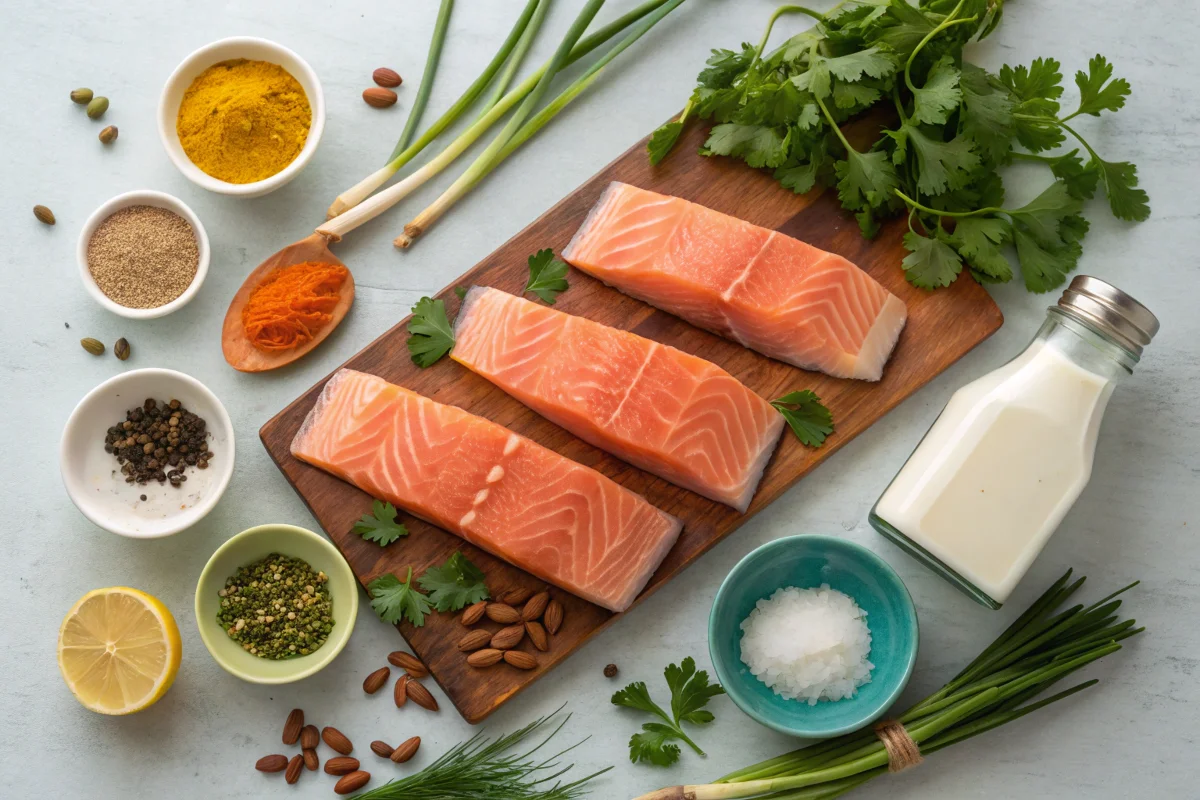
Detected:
left=873, top=718, right=924, bottom=772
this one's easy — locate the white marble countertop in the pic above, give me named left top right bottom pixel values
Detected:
left=3, top=1, right=1196, bottom=797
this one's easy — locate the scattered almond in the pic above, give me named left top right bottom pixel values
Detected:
left=544, top=599, right=564, bottom=635
left=363, top=666, right=391, bottom=694
left=285, top=754, right=304, bottom=784
left=526, top=620, right=549, bottom=652
left=322, top=726, right=354, bottom=755
left=282, top=708, right=304, bottom=745
left=461, top=600, right=488, bottom=626
left=458, top=629, right=492, bottom=652
left=391, top=736, right=421, bottom=763
left=504, top=650, right=538, bottom=670
left=388, top=650, right=429, bottom=678
left=324, top=757, right=361, bottom=776
left=300, top=724, right=319, bottom=750
left=335, top=770, right=371, bottom=795
left=522, top=591, right=550, bottom=621
left=255, top=754, right=289, bottom=773
left=373, top=67, right=403, bottom=88
left=501, top=586, right=535, bottom=606
left=405, top=678, right=439, bottom=711
left=467, top=648, right=504, bottom=668
left=485, top=602, right=521, bottom=624
left=370, top=740, right=394, bottom=759
left=363, top=86, right=398, bottom=108
left=33, top=205, right=56, bottom=225
left=491, top=624, right=525, bottom=650
left=394, top=674, right=410, bottom=708
left=303, top=748, right=319, bottom=771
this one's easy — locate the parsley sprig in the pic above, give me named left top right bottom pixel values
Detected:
left=368, top=567, right=434, bottom=627
left=771, top=390, right=834, bottom=447
left=611, top=656, right=725, bottom=767
left=353, top=499, right=410, bottom=546
left=524, top=249, right=570, bottom=304
left=652, top=0, right=1149, bottom=294
left=407, top=296, right=456, bottom=367
left=418, top=551, right=490, bottom=612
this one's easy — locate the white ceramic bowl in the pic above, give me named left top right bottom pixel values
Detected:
left=61, top=369, right=236, bottom=538
left=78, top=189, right=210, bottom=320
left=158, top=36, right=325, bottom=197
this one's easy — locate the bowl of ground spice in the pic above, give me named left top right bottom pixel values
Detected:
left=195, top=524, right=358, bottom=684
left=159, top=37, right=324, bottom=196
left=77, top=190, right=209, bottom=318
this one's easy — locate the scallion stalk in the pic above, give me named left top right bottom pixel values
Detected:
left=483, top=0, right=553, bottom=113
left=391, top=0, right=455, bottom=161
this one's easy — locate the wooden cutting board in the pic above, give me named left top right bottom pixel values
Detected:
left=259, top=120, right=1003, bottom=723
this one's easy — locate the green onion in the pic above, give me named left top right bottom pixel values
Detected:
left=391, top=0, right=455, bottom=161
left=633, top=570, right=1142, bottom=800
left=483, top=0, right=552, bottom=114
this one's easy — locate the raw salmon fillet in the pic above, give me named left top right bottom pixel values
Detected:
left=453, top=287, right=785, bottom=512
left=563, top=182, right=908, bottom=381
left=290, top=369, right=682, bottom=612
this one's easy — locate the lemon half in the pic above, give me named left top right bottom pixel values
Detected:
left=57, top=587, right=182, bottom=715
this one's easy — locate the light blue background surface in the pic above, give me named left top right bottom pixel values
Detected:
left=2, top=1, right=1196, bottom=797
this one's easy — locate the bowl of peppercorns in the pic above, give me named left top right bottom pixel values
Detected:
left=60, top=368, right=235, bottom=538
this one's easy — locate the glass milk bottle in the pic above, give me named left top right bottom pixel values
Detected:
left=870, top=276, right=1158, bottom=608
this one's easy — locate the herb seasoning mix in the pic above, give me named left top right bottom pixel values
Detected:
left=217, top=553, right=333, bottom=659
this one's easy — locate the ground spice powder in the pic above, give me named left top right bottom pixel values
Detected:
left=242, top=261, right=349, bottom=351
left=176, top=58, right=311, bottom=184
left=87, top=206, right=199, bottom=309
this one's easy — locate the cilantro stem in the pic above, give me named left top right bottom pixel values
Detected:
left=751, top=5, right=826, bottom=73
left=903, top=0, right=976, bottom=97
left=893, top=189, right=1003, bottom=219
left=814, top=94, right=856, bottom=156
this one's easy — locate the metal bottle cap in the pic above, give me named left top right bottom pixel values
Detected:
left=1057, top=275, right=1159, bottom=357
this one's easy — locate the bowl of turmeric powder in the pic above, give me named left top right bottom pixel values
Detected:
left=159, top=37, right=325, bottom=197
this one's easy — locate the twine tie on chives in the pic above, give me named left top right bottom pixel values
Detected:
left=873, top=719, right=923, bottom=772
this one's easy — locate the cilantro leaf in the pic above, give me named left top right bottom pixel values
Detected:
left=771, top=390, right=834, bottom=447
left=648, top=121, right=683, bottom=165
left=951, top=216, right=1013, bottom=283
left=352, top=499, right=409, bottom=546
left=667, top=656, right=726, bottom=725
left=417, top=551, right=490, bottom=612
left=629, top=724, right=681, bottom=767
left=368, top=567, right=433, bottom=627
left=999, top=57, right=1064, bottom=108
left=702, top=123, right=790, bottom=169
left=407, top=296, right=456, bottom=367
left=911, top=56, right=962, bottom=126
left=1094, top=157, right=1150, bottom=221
left=894, top=125, right=980, bottom=196
left=1005, top=181, right=1084, bottom=249
left=454, top=285, right=468, bottom=299
left=1014, top=224, right=1081, bottom=293
left=824, top=46, right=898, bottom=82
left=611, top=680, right=660, bottom=717
left=612, top=657, right=724, bottom=767
left=902, top=230, right=964, bottom=289
left=1046, top=150, right=1099, bottom=200
left=524, top=249, right=570, bottom=304
left=698, top=43, right=756, bottom=89
left=960, top=63, right=1014, bottom=164
left=835, top=148, right=899, bottom=211
left=833, top=81, right=882, bottom=111
left=875, top=1, right=936, bottom=61
left=1073, top=55, right=1130, bottom=117
left=775, top=160, right=821, bottom=194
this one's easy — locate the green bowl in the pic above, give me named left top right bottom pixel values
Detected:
left=709, top=535, right=918, bottom=738
left=195, top=523, right=358, bottom=684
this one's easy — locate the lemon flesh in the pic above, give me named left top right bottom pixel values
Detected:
left=57, top=587, right=182, bottom=715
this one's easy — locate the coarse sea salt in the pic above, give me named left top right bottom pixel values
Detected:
left=739, top=584, right=873, bottom=705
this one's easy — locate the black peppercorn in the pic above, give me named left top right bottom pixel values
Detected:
left=103, top=397, right=215, bottom=488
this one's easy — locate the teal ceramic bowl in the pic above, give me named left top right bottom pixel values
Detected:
left=709, top=535, right=918, bottom=737
left=195, top=524, right=358, bottom=684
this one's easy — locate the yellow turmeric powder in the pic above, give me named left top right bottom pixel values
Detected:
left=176, top=59, right=311, bottom=184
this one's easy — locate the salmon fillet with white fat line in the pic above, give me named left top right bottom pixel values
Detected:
left=562, top=182, right=908, bottom=381
left=290, top=369, right=682, bottom=612
left=452, top=287, right=785, bottom=512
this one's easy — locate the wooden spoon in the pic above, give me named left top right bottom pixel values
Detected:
left=221, top=233, right=354, bottom=373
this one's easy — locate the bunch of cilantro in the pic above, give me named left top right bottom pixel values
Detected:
left=650, top=0, right=1149, bottom=293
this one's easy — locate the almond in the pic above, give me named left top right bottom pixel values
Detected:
left=504, top=650, right=538, bottom=670
left=491, top=624, right=525, bottom=650
left=323, top=757, right=360, bottom=776
left=461, top=600, right=488, bottom=626
left=282, top=708, right=304, bottom=745
left=467, top=648, right=503, bottom=668
left=373, top=67, right=403, bottom=88
left=303, top=748, right=319, bottom=771
left=522, top=591, right=550, bottom=621
left=363, top=86, right=398, bottom=108
left=501, top=586, right=534, bottom=606
left=335, top=770, right=371, bottom=795
left=544, top=599, right=564, bottom=635
left=370, top=740, right=394, bottom=759
left=390, top=735, right=421, bottom=763
left=485, top=603, right=521, bottom=624
left=322, top=726, right=354, bottom=755
left=458, top=629, right=492, bottom=652
left=363, top=666, right=391, bottom=694
left=394, top=674, right=409, bottom=708
left=300, top=724, right=319, bottom=750
left=387, top=650, right=429, bottom=678
left=255, top=754, right=289, bottom=773
left=285, top=754, right=304, bottom=784
left=526, top=620, right=548, bottom=652
left=405, top=678, right=440, bottom=711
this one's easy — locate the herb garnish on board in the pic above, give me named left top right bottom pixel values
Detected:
left=353, top=499, right=409, bottom=545
left=772, top=390, right=834, bottom=446
left=368, top=567, right=433, bottom=627
left=612, top=656, right=726, bottom=767
left=418, top=551, right=491, bottom=612
left=651, top=0, right=1148, bottom=293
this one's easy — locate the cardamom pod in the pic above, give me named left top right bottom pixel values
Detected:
left=70, top=88, right=93, bottom=105
left=114, top=337, right=130, bottom=360
left=33, top=205, right=55, bottom=225
left=86, top=96, right=109, bottom=120
left=81, top=338, right=105, bottom=356
left=99, top=125, right=118, bottom=145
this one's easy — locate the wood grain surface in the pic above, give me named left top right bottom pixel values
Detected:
left=259, top=121, right=1004, bottom=723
